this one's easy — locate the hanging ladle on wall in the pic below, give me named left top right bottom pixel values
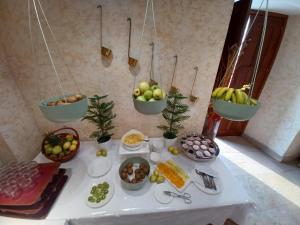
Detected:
left=149, top=42, right=158, bottom=86
left=97, top=5, right=112, bottom=58
left=169, top=55, right=179, bottom=93
left=189, top=66, right=199, bottom=103
left=127, top=18, right=138, bottom=67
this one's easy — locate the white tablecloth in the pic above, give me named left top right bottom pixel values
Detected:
left=0, top=139, right=253, bottom=225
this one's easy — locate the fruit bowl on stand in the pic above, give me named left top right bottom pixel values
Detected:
left=41, top=127, right=80, bottom=163
left=133, top=97, right=167, bottom=115
left=132, top=81, right=167, bottom=115
left=212, top=99, right=260, bottom=121
left=39, top=94, right=88, bottom=123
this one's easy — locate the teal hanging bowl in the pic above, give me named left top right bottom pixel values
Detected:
left=39, top=95, right=88, bottom=123
left=212, top=99, right=260, bottom=121
left=133, top=97, right=167, bottom=115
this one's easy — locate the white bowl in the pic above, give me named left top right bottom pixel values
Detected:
left=121, top=129, right=145, bottom=149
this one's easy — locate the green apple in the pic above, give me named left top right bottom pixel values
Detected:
left=70, top=144, right=77, bottom=151
left=45, top=147, right=53, bottom=155
left=143, top=90, right=153, bottom=100
left=136, top=95, right=146, bottom=101
left=151, top=85, right=160, bottom=91
left=150, top=175, right=157, bottom=183
left=63, top=141, right=71, bottom=150
left=149, top=98, right=156, bottom=102
left=52, top=145, right=62, bottom=155
left=66, top=134, right=73, bottom=141
left=153, top=88, right=163, bottom=100
left=157, top=176, right=165, bottom=184
left=139, top=81, right=150, bottom=94
left=133, top=88, right=140, bottom=97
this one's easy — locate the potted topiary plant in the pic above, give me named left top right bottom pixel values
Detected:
left=157, top=91, right=190, bottom=148
left=82, top=95, right=116, bottom=149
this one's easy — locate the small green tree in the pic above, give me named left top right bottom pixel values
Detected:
left=157, top=91, right=190, bottom=139
left=82, top=95, right=116, bottom=143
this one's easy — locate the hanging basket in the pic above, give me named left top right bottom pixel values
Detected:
left=133, top=97, right=167, bottom=115
left=212, top=99, right=260, bottom=121
left=39, top=95, right=88, bottom=123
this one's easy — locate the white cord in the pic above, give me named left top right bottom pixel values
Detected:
left=222, top=0, right=265, bottom=87
left=36, top=0, right=81, bottom=94
left=132, top=0, right=150, bottom=90
left=150, top=0, right=162, bottom=88
left=32, top=0, right=66, bottom=101
left=249, top=0, right=269, bottom=99
left=28, top=0, right=34, bottom=55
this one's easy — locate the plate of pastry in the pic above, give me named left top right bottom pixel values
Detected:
left=179, top=133, right=219, bottom=162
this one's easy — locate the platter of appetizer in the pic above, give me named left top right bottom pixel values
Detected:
left=179, top=133, right=219, bottom=161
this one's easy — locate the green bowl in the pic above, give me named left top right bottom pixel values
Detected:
left=119, top=157, right=150, bottom=191
left=39, top=95, right=88, bottom=123
left=133, top=97, right=167, bottom=115
left=212, top=98, right=260, bottom=121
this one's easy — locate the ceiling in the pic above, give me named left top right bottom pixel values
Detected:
left=251, top=0, right=300, bottom=15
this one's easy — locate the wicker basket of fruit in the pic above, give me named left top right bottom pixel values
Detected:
left=42, top=127, right=80, bottom=162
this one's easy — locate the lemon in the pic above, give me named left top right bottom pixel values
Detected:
left=70, top=144, right=77, bottom=151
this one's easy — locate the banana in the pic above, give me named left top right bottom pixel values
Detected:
left=235, top=89, right=244, bottom=104
left=250, top=98, right=258, bottom=106
left=242, top=91, right=249, bottom=104
left=211, top=87, right=222, bottom=98
left=224, top=88, right=234, bottom=101
left=231, top=92, right=237, bottom=103
left=216, top=87, right=229, bottom=98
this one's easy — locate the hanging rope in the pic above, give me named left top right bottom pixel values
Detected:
left=248, top=0, right=269, bottom=99
left=32, top=0, right=66, bottom=101
left=132, top=0, right=162, bottom=90
left=36, top=0, right=81, bottom=95
left=219, top=0, right=266, bottom=87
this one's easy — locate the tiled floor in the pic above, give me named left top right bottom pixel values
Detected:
left=215, top=137, right=300, bottom=225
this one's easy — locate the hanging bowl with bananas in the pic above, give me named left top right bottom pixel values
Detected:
left=211, top=85, right=261, bottom=121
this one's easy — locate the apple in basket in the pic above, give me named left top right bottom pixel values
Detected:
left=133, top=81, right=166, bottom=102
left=47, top=94, right=84, bottom=106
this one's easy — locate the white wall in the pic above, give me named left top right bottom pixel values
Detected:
left=0, top=44, right=42, bottom=161
left=244, top=16, right=300, bottom=161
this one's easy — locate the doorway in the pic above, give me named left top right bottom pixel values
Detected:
left=203, top=0, right=288, bottom=137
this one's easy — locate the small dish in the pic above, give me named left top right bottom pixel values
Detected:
left=191, top=166, right=222, bottom=195
left=87, top=157, right=112, bottom=178
left=85, top=181, right=114, bottom=208
left=121, top=129, right=145, bottom=150
left=154, top=183, right=174, bottom=204
left=150, top=152, right=161, bottom=164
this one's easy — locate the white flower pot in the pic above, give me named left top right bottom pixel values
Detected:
left=98, top=137, right=112, bottom=150
left=163, top=136, right=177, bottom=148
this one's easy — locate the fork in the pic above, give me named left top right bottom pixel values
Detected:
left=195, top=169, right=216, bottom=190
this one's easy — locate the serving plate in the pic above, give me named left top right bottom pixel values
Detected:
left=179, top=133, right=219, bottom=162
left=191, top=166, right=222, bottom=195
left=85, top=181, right=114, bottom=208
left=87, top=158, right=112, bottom=178
left=156, top=160, right=191, bottom=193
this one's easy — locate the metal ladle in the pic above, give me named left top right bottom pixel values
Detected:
left=169, top=55, right=179, bottom=93
left=149, top=42, right=158, bottom=86
left=127, top=18, right=138, bottom=67
left=97, top=5, right=112, bottom=58
left=189, top=66, right=199, bottom=102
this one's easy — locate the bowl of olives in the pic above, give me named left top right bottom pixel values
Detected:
left=119, top=157, right=150, bottom=191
